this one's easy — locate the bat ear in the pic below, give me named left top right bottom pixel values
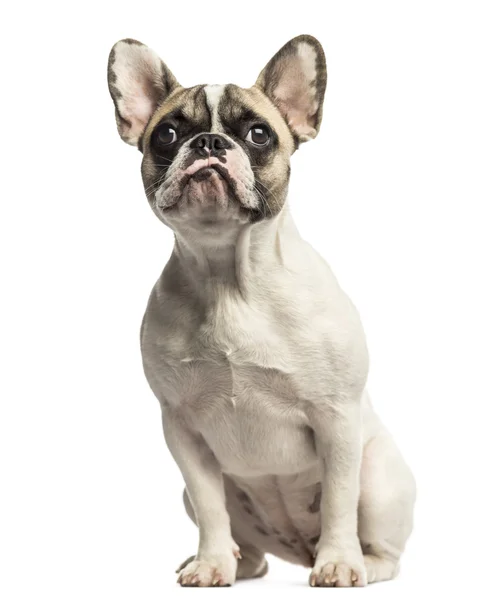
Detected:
left=107, top=39, right=180, bottom=146
left=255, top=35, right=327, bottom=143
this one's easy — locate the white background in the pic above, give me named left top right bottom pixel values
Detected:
left=1, top=0, right=491, bottom=598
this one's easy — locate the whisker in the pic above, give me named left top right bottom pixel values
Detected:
left=254, top=178, right=282, bottom=215
left=153, top=156, right=174, bottom=165
left=144, top=171, right=168, bottom=195
left=253, top=183, right=270, bottom=218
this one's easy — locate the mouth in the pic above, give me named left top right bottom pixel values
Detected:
left=191, top=167, right=214, bottom=181
left=189, top=164, right=235, bottom=190
left=175, top=163, right=232, bottom=187
left=160, top=164, right=239, bottom=213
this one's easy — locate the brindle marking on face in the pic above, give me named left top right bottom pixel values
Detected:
left=254, top=525, right=269, bottom=536
left=140, top=83, right=295, bottom=221
left=140, top=86, right=209, bottom=190
left=108, top=35, right=328, bottom=218
left=218, top=84, right=294, bottom=217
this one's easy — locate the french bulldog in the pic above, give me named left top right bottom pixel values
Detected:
left=107, top=35, right=416, bottom=587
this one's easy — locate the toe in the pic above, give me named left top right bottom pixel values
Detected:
left=310, top=561, right=367, bottom=588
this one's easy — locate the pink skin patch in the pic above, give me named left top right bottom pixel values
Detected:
left=182, top=151, right=255, bottom=206
left=184, top=156, right=222, bottom=176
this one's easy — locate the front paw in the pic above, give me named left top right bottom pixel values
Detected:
left=309, top=548, right=367, bottom=587
left=177, top=554, right=238, bottom=587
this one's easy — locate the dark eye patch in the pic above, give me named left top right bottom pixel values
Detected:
left=144, top=86, right=211, bottom=165
left=221, top=107, right=275, bottom=141
left=220, top=111, right=278, bottom=171
left=217, top=87, right=279, bottom=168
left=148, top=106, right=211, bottom=171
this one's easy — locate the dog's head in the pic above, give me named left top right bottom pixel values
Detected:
left=108, top=36, right=326, bottom=238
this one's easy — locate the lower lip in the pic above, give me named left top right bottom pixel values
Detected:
left=191, top=167, right=217, bottom=181
left=158, top=166, right=235, bottom=212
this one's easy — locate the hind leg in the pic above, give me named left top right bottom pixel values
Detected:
left=181, top=488, right=268, bottom=582
left=358, top=429, right=416, bottom=584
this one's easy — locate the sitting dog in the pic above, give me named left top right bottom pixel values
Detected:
left=107, top=35, right=416, bottom=588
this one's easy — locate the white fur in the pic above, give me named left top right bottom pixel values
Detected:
left=205, top=85, right=226, bottom=132
left=118, top=36, right=417, bottom=589
left=141, top=204, right=416, bottom=587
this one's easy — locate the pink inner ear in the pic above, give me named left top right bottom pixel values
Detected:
left=111, top=42, right=167, bottom=144
left=273, top=42, right=320, bottom=139
left=123, top=78, right=156, bottom=135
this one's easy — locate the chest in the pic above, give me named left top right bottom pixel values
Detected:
left=142, top=289, right=364, bottom=474
left=144, top=299, right=322, bottom=474
left=178, top=359, right=319, bottom=475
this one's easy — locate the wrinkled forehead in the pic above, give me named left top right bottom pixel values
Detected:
left=142, top=83, right=294, bottom=152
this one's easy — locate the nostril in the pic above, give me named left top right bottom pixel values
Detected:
left=190, top=133, right=230, bottom=153
left=191, top=134, right=211, bottom=152
left=212, top=135, right=226, bottom=151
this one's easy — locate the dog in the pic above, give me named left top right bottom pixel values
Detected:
left=107, top=35, right=416, bottom=587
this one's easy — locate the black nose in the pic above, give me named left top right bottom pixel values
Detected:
left=190, top=133, right=231, bottom=156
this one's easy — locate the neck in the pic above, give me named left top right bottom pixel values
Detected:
left=170, top=204, right=302, bottom=299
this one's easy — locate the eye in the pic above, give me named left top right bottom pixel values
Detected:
left=153, top=124, right=177, bottom=148
left=246, top=125, right=270, bottom=146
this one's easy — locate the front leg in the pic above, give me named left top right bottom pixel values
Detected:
left=162, top=406, right=239, bottom=587
left=308, top=398, right=367, bottom=587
